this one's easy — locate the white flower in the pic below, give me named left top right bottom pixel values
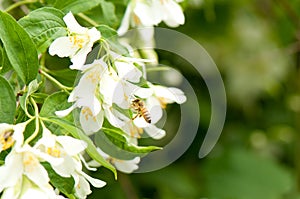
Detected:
left=100, top=54, right=151, bottom=109
left=118, top=0, right=185, bottom=35
left=0, top=123, right=26, bottom=152
left=0, top=124, right=63, bottom=199
left=34, top=126, right=106, bottom=199
left=89, top=148, right=140, bottom=173
left=49, top=12, right=101, bottom=70
left=34, top=127, right=87, bottom=178
left=1, top=177, right=65, bottom=199
left=130, top=84, right=186, bottom=139
left=56, top=59, right=108, bottom=134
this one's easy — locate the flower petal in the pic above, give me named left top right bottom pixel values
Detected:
left=134, top=1, right=161, bottom=26
left=153, top=86, right=186, bottom=104
left=162, top=0, right=185, bottom=27
left=63, top=12, right=87, bottom=34
left=117, top=2, right=132, bottom=35
left=56, top=136, right=87, bottom=155
left=80, top=109, right=104, bottom=135
left=0, top=151, right=23, bottom=192
left=23, top=152, right=50, bottom=186
left=144, top=125, right=166, bottom=139
left=55, top=104, right=76, bottom=118
left=114, top=157, right=140, bottom=173
left=80, top=171, right=106, bottom=188
left=114, top=61, right=142, bottom=83
left=49, top=37, right=77, bottom=58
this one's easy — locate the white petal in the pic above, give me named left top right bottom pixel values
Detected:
left=133, top=116, right=150, bottom=128
left=73, top=175, right=91, bottom=198
left=55, top=104, right=76, bottom=118
left=167, top=87, right=187, bottom=103
left=134, top=1, right=161, bottom=26
left=0, top=151, right=23, bottom=192
left=80, top=109, right=104, bottom=135
left=115, top=61, right=142, bottom=83
left=70, top=42, right=94, bottom=70
left=12, top=123, right=27, bottom=147
left=80, top=171, right=106, bottom=188
left=20, top=186, right=55, bottom=199
left=144, top=125, right=166, bottom=139
left=114, top=157, right=140, bottom=173
left=100, top=71, right=119, bottom=106
left=162, top=0, right=185, bottom=27
left=34, top=130, right=55, bottom=149
left=88, top=27, right=101, bottom=43
left=79, top=155, right=97, bottom=171
left=104, top=106, right=129, bottom=128
left=134, top=87, right=153, bottom=98
left=117, top=2, right=133, bottom=35
left=56, top=136, right=87, bottom=155
left=23, top=152, right=50, bottom=186
left=154, top=86, right=186, bottom=104
left=1, top=184, right=21, bottom=199
left=63, top=12, right=87, bottom=34
left=49, top=37, right=78, bottom=58
left=137, top=26, right=155, bottom=44
left=73, top=69, right=102, bottom=115
left=87, top=159, right=101, bottom=168
left=51, top=155, right=76, bottom=178
left=147, top=97, right=163, bottom=124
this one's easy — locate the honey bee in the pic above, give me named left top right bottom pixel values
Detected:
left=131, top=99, right=151, bottom=123
left=3, top=130, right=14, bottom=142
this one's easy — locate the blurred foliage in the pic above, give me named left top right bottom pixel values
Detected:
left=88, top=0, right=300, bottom=198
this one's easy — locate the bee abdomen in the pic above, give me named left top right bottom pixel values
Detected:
left=142, top=109, right=151, bottom=123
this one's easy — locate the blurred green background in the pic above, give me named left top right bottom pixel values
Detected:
left=89, top=0, right=300, bottom=198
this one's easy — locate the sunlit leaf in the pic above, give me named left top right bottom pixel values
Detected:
left=18, top=7, right=67, bottom=53
left=0, top=76, right=16, bottom=124
left=0, top=11, right=39, bottom=84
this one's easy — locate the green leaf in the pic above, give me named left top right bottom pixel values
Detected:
left=40, top=91, right=73, bottom=135
left=0, top=11, right=39, bottom=85
left=42, top=162, right=75, bottom=196
left=53, top=0, right=102, bottom=14
left=18, top=7, right=67, bottom=53
left=0, top=45, right=12, bottom=74
left=95, top=126, right=161, bottom=160
left=0, top=76, right=16, bottom=124
left=40, top=91, right=71, bottom=118
left=47, top=68, right=78, bottom=87
left=101, top=1, right=118, bottom=26
left=43, top=117, right=117, bottom=179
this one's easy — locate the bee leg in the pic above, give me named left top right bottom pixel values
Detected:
left=132, top=114, right=139, bottom=120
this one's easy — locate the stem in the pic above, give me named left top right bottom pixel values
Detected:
left=24, top=97, right=40, bottom=145
left=77, top=13, right=99, bottom=27
left=39, top=69, right=73, bottom=92
left=5, top=0, right=35, bottom=13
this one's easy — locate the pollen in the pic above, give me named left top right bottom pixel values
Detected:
left=133, top=14, right=141, bottom=25
left=82, top=107, right=94, bottom=121
left=158, top=97, right=167, bottom=109
left=23, top=152, right=39, bottom=173
left=86, top=71, right=100, bottom=83
left=47, top=147, right=61, bottom=157
left=69, top=34, right=88, bottom=49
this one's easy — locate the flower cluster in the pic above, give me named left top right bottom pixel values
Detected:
left=0, top=0, right=186, bottom=198
left=0, top=122, right=105, bottom=199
